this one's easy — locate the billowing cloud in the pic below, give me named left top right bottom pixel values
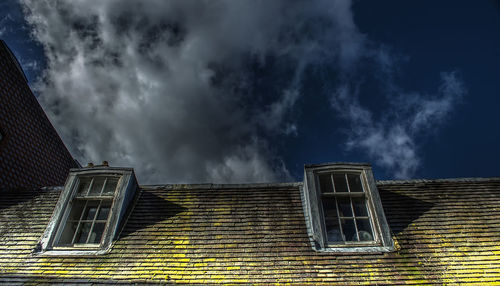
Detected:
left=20, top=0, right=368, bottom=183
left=330, top=72, right=466, bottom=179
left=19, top=0, right=465, bottom=182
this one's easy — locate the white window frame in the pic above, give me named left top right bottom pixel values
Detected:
left=303, top=163, right=394, bottom=252
left=36, top=167, right=137, bottom=256
left=52, top=176, right=119, bottom=248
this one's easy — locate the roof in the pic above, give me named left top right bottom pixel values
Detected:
left=0, top=40, right=27, bottom=83
left=1, top=178, right=500, bottom=284
left=0, top=40, right=78, bottom=190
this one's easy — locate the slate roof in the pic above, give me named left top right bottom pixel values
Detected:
left=0, top=40, right=78, bottom=190
left=0, top=178, right=500, bottom=284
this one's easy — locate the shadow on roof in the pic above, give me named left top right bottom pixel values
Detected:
left=0, top=188, right=51, bottom=212
left=379, top=188, right=434, bottom=235
left=117, top=189, right=187, bottom=239
left=0, top=188, right=59, bottom=240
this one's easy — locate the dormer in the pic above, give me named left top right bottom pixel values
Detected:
left=303, top=162, right=394, bottom=252
left=35, top=163, right=138, bottom=256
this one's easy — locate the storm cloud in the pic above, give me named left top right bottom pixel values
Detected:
left=19, top=0, right=366, bottom=183
left=20, top=0, right=465, bottom=182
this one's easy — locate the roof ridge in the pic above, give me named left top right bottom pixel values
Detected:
left=7, top=177, right=500, bottom=191
left=376, top=176, right=500, bottom=185
left=140, top=182, right=303, bottom=190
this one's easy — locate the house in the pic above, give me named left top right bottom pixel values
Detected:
left=0, top=39, right=78, bottom=191
left=0, top=40, right=499, bottom=284
left=0, top=162, right=499, bottom=284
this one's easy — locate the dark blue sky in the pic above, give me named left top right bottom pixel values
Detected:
left=281, top=1, right=500, bottom=180
left=352, top=1, right=500, bottom=179
left=1, top=0, right=500, bottom=182
left=0, top=1, right=45, bottom=83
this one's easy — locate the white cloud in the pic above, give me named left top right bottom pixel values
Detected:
left=330, top=72, right=466, bottom=179
left=20, top=0, right=366, bottom=184
left=0, top=13, right=14, bottom=36
left=19, top=58, right=40, bottom=72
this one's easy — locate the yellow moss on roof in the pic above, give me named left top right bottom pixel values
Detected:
left=0, top=181, right=499, bottom=284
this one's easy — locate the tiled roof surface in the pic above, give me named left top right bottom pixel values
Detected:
left=0, top=40, right=78, bottom=190
left=0, top=179, right=500, bottom=284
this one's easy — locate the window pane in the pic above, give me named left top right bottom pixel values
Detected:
left=75, top=222, right=92, bottom=244
left=321, top=197, right=338, bottom=219
left=67, top=200, right=86, bottom=220
left=337, top=197, right=353, bottom=217
left=89, top=223, right=106, bottom=244
left=333, top=173, right=348, bottom=192
left=357, top=219, right=374, bottom=241
left=325, top=219, right=342, bottom=242
left=319, top=174, right=333, bottom=193
left=353, top=197, right=368, bottom=217
left=323, top=196, right=342, bottom=243
left=56, top=200, right=87, bottom=246
left=102, top=178, right=118, bottom=195
left=97, top=202, right=111, bottom=220
left=89, top=177, right=105, bottom=195
left=83, top=202, right=99, bottom=220
left=347, top=173, right=363, bottom=192
left=341, top=218, right=357, bottom=241
left=77, top=178, right=92, bottom=195
left=58, top=221, right=78, bottom=245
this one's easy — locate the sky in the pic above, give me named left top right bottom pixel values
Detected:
left=1, top=0, right=499, bottom=184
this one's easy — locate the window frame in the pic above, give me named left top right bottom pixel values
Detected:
left=52, top=176, right=120, bottom=249
left=303, top=163, right=394, bottom=252
left=36, top=167, right=137, bottom=256
left=316, top=169, right=379, bottom=246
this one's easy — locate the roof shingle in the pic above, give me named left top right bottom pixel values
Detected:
left=0, top=179, right=500, bottom=284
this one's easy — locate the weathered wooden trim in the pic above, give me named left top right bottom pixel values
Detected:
left=33, top=167, right=138, bottom=256
left=303, top=163, right=395, bottom=252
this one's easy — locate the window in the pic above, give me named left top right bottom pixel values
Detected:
left=54, top=177, right=118, bottom=247
left=303, top=163, right=394, bottom=252
left=318, top=172, right=375, bottom=244
left=36, top=166, right=138, bottom=256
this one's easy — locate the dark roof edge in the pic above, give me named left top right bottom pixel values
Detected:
left=1, top=186, right=65, bottom=192
left=140, top=182, right=303, bottom=190
left=0, top=39, right=28, bottom=83
left=12, top=177, right=500, bottom=192
left=143, top=176, right=500, bottom=189
left=376, top=176, right=500, bottom=185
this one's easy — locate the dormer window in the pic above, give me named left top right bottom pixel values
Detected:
left=54, top=176, right=119, bottom=247
left=36, top=165, right=138, bottom=255
left=303, top=163, right=394, bottom=252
